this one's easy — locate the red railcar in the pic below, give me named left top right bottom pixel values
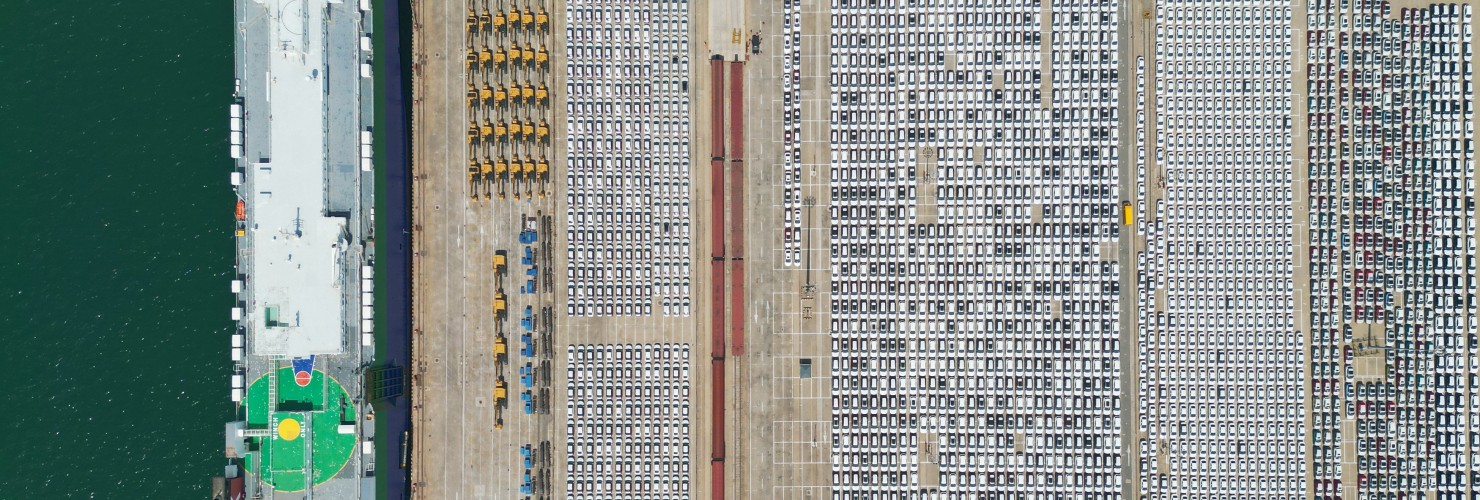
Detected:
left=711, top=260, right=726, bottom=358
left=729, top=261, right=744, bottom=355
left=728, top=61, right=744, bottom=160
left=711, top=158, right=726, bottom=258
left=711, top=358, right=726, bottom=460
left=711, top=459, right=725, bottom=500
left=728, top=164, right=744, bottom=258
left=710, top=55, right=726, bottom=159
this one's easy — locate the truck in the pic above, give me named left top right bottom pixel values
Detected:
left=520, top=333, right=534, bottom=357
left=519, top=363, right=535, bottom=388
left=519, top=217, right=538, bottom=244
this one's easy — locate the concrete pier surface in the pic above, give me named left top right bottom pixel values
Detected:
left=403, top=0, right=1480, bottom=498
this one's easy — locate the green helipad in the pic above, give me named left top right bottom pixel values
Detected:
left=241, top=367, right=358, bottom=491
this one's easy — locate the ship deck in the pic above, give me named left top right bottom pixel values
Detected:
left=229, top=0, right=378, bottom=498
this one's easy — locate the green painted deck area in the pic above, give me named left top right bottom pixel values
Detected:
left=240, top=368, right=358, bottom=492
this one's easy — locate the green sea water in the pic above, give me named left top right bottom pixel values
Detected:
left=0, top=1, right=235, bottom=497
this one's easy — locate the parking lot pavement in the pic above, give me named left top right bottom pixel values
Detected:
left=407, top=1, right=1480, bottom=499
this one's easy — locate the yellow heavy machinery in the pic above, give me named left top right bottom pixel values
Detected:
left=521, top=155, right=535, bottom=178
left=536, top=8, right=549, bottom=30
left=536, top=120, right=550, bottom=143
left=478, top=8, right=491, bottom=32
left=480, top=160, right=494, bottom=200
left=535, top=47, right=549, bottom=67
left=465, top=49, right=478, bottom=72
left=466, top=9, right=478, bottom=34
left=479, top=47, right=493, bottom=67
left=492, top=47, right=507, bottom=68
left=535, top=84, right=549, bottom=104
left=520, top=120, right=534, bottom=140
left=467, top=84, right=479, bottom=108
left=495, top=155, right=509, bottom=177
left=495, top=120, right=509, bottom=142
left=520, top=82, right=535, bottom=103
left=505, top=81, right=521, bottom=105
left=492, top=10, right=506, bottom=31
left=521, top=45, right=534, bottom=66
left=479, top=119, right=495, bottom=142
left=522, top=156, right=537, bottom=198
left=520, top=9, right=533, bottom=28
left=467, top=121, right=479, bottom=144
left=494, top=85, right=509, bottom=106
left=467, top=161, right=480, bottom=201
left=493, top=289, right=507, bottom=319
left=493, top=376, right=508, bottom=429
left=536, top=156, right=550, bottom=198
left=506, top=6, right=521, bottom=30
left=504, top=44, right=521, bottom=72
left=479, top=85, right=494, bottom=106
left=509, top=118, right=524, bottom=141
left=510, top=154, right=524, bottom=200
left=495, top=156, right=509, bottom=199
left=493, top=250, right=508, bottom=275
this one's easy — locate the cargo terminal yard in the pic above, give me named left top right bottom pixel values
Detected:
left=400, top=0, right=1480, bottom=499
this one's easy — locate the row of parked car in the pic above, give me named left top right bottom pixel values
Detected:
left=565, top=0, right=691, bottom=317
left=565, top=343, right=690, bottom=498
left=1304, top=2, right=1476, bottom=497
left=819, top=0, right=1127, bottom=496
left=1134, top=2, right=1307, bottom=497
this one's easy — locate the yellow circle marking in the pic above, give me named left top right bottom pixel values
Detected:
left=277, top=418, right=302, bottom=441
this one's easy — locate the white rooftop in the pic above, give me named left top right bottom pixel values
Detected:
left=248, top=0, right=346, bottom=357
